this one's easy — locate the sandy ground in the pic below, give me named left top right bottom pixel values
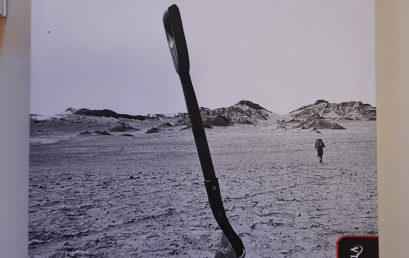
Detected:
left=29, top=121, right=377, bottom=257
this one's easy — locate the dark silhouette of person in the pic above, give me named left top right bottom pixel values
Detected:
left=315, top=139, right=326, bottom=163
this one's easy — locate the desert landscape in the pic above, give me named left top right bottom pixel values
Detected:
left=29, top=100, right=377, bottom=257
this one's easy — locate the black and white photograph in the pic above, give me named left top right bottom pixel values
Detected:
left=29, top=1, right=377, bottom=257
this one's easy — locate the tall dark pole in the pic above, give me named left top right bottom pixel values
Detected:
left=163, top=5, right=245, bottom=258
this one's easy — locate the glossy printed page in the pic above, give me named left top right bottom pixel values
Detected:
left=29, top=1, right=376, bottom=257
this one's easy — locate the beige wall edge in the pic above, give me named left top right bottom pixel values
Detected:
left=0, top=0, right=30, bottom=257
left=376, top=0, right=409, bottom=257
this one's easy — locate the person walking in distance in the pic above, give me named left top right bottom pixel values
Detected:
left=315, top=139, right=326, bottom=163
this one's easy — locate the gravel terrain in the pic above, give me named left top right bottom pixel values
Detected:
left=29, top=119, right=377, bottom=257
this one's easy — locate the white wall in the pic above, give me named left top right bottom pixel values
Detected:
left=377, top=0, right=409, bottom=257
left=0, top=0, right=30, bottom=257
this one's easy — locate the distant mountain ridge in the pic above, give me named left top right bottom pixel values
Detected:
left=31, top=100, right=375, bottom=132
left=69, top=108, right=146, bottom=121
left=278, top=100, right=376, bottom=130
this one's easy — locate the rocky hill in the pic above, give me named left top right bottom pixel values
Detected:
left=289, top=100, right=376, bottom=121
left=278, top=100, right=376, bottom=130
left=175, top=100, right=277, bottom=127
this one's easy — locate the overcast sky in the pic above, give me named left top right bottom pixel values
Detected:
left=31, top=0, right=375, bottom=115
